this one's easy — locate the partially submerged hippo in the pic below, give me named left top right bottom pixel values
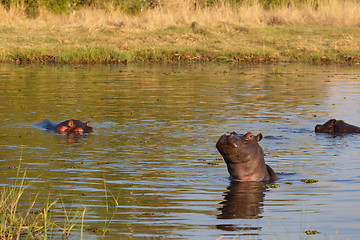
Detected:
left=216, top=132, right=277, bottom=182
left=36, top=119, right=94, bottom=135
left=315, top=119, right=360, bottom=133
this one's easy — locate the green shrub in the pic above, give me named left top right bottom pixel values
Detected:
left=25, top=0, right=39, bottom=18
left=0, top=0, right=327, bottom=15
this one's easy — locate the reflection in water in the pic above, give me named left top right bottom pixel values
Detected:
left=218, top=181, right=266, bottom=219
left=57, top=133, right=92, bottom=143
left=217, top=181, right=266, bottom=233
left=1, top=63, right=360, bottom=239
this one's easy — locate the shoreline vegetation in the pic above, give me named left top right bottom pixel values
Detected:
left=1, top=164, right=116, bottom=239
left=0, top=0, right=360, bottom=64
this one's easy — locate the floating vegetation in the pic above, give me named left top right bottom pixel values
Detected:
left=139, top=212, right=155, bottom=217
left=301, top=179, right=319, bottom=184
left=305, top=230, right=321, bottom=235
left=64, top=164, right=76, bottom=168
left=284, top=182, right=294, bottom=185
left=87, top=227, right=100, bottom=233
left=198, top=157, right=222, bottom=166
left=265, top=184, right=280, bottom=188
left=207, top=162, right=219, bottom=165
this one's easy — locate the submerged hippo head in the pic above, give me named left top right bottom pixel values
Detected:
left=315, top=119, right=360, bottom=133
left=216, top=132, right=277, bottom=182
left=56, top=120, right=94, bottom=135
left=315, top=119, right=336, bottom=133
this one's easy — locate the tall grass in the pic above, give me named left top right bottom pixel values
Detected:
left=0, top=165, right=119, bottom=239
left=0, top=170, right=57, bottom=239
left=0, top=0, right=359, bottom=63
left=0, top=0, right=360, bottom=28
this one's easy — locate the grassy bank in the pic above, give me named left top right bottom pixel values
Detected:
left=0, top=0, right=359, bottom=64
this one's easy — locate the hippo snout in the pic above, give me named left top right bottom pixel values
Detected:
left=216, top=134, right=227, bottom=148
left=315, top=125, right=323, bottom=132
left=216, top=133, right=238, bottom=150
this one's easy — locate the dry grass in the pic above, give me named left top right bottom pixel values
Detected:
left=0, top=0, right=359, bottom=64
left=1, top=0, right=360, bottom=29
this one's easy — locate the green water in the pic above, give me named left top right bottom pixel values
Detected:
left=1, top=63, right=360, bottom=239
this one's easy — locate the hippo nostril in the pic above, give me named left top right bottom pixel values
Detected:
left=229, top=132, right=237, bottom=138
left=226, top=135, right=239, bottom=148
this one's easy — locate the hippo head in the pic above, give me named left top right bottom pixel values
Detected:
left=56, top=120, right=94, bottom=135
left=216, top=132, right=263, bottom=164
left=315, top=119, right=336, bottom=133
left=216, top=132, right=272, bottom=182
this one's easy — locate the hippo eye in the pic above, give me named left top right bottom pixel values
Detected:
left=244, top=135, right=254, bottom=141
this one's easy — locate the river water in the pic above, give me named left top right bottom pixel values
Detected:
left=0, top=63, right=359, bottom=239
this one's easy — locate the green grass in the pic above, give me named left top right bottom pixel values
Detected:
left=1, top=0, right=324, bottom=15
left=0, top=169, right=56, bottom=239
left=0, top=163, right=119, bottom=239
left=0, top=24, right=358, bottom=64
left=1, top=0, right=360, bottom=64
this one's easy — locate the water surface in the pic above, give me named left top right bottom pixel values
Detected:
left=1, top=63, right=360, bottom=239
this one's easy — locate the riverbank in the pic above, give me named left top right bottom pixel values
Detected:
left=1, top=1, right=359, bottom=64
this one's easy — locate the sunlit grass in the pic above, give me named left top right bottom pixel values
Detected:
left=0, top=0, right=359, bottom=64
left=0, top=169, right=57, bottom=239
left=1, top=0, right=360, bottom=29
left=0, top=161, right=119, bottom=239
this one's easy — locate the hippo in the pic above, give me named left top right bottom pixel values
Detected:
left=36, top=119, right=94, bottom=134
left=315, top=119, right=360, bottom=133
left=216, top=132, right=277, bottom=182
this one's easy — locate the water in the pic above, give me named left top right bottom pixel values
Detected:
left=1, top=63, right=360, bottom=239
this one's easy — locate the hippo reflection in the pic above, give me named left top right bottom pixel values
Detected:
left=315, top=119, right=360, bottom=133
left=216, top=181, right=266, bottom=233
left=216, top=132, right=277, bottom=182
left=218, top=181, right=266, bottom=219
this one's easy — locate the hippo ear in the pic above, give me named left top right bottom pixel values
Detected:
left=256, top=133, right=263, bottom=142
left=86, top=121, right=91, bottom=126
left=68, top=120, right=75, bottom=128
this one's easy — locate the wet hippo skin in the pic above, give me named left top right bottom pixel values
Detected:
left=315, top=119, right=360, bottom=133
left=216, top=132, right=277, bottom=182
left=36, top=119, right=94, bottom=134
